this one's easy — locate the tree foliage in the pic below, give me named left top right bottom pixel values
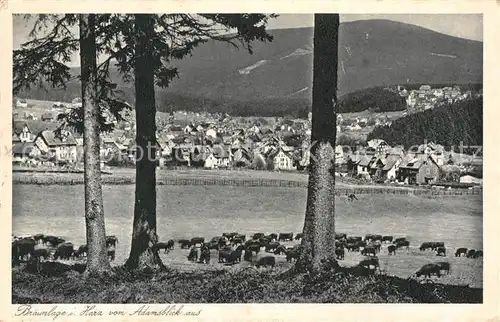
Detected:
left=14, top=14, right=277, bottom=128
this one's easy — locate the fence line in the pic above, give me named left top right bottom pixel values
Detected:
left=13, top=175, right=482, bottom=196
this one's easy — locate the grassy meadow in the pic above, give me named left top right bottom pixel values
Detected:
left=13, top=184, right=482, bottom=290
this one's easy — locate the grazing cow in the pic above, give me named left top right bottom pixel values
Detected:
left=154, top=242, right=171, bottom=254
left=395, top=240, right=410, bottom=250
left=247, top=244, right=261, bottom=255
left=364, top=234, right=376, bottom=242
left=243, top=248, right=253, bottom=262
left=42, top=235, right=65, bottom=247
left=346, top=242, right=361, bottom=252
left=74, top=245, right=88, bottom=258
left=222, top=232, right=238, bottom=240
left=218, top=238, right=227, bottom=249
left=358, top=257, right=379, bottom=270
left=53, top=242, right=74, bottom=261
left=218, top=247, right=232, bottom=263
left=33, top=234, right=45, bottom=244
left=232, top=238, right=243, bottom=246
left=346, top=193, right=358, bottom=202
left=388, top=245, right=397, bottom=256
left=190, top=237, right=205, bottom=246
left=455, top=248, right=468, bottom=257
left=361, top=246, right=376, bottom=257
left=433, top=242, right=445, bottom=249
left=473, top=250, right=483, bottom=259
left=435, top=261, right=451, bottom=275
left=335, top=247, right=345, bottom=260
left=259, top=237, right=271, bottom=248
left=414, top=263, right=441, bottom=278
left=265, top=241, right=281, bottom=253
left=335, top=240, right=347, bottom=250
left=286, top=250, right=300, bottom=262
left=234, top=234, right=246, bottom=242
left=278, top=233, right=294, bottom=242
left=178, top=239, right=191, bottom=249
left=106, top=235, right=119, bottom=248
left=466, top=249, right=476, bottom=258
left=32, top=248, right=49, bottom=261
left=198, top=246, right=210, bottom=264
left=256, top=256, right=276, bottom=268
left=229, top=245, right=244, bottom=264
left=274, top=245, right=288, bottom=255
left=436, top=247, right=446, bottom=257
left=394, top=237, right=407, bottom=244
left=294, top=233, right=304, bottom=240
left=335, top=233, right=347, bottom=240
left=347, top=236, right=362, bottom=244
left=382, top=236, right=393, bottom=243
left=419, top=242, right=434, bottom=251
left=252, top=233, right=265, bottom=240
left=371, top=241, right=382, bottom=253
left=267, top=233, right=278, bottom=241
left=108, top=249, right=116, bottom=262
left=166, top=239, right=175, bottom=250
left=12, top=238, right=36, bottom=261
left=187, top=246, right=199, bottom=262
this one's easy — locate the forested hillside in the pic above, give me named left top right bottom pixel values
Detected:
left=367, top=98, right=483, bottom=148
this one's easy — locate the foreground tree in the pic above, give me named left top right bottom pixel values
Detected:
left=80, top=14, right=111, bottom=275
left=13, top=14, right=128, bottom=274
left=296, top=14, right=340, bottom=272
left=124, top=14, right=163, bottom=270
left=118, top=14, right=276, bottom=270
left=14, top=14, right=277, bottom=271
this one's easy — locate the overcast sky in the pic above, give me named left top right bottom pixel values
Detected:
left=13, top=14, right=482, bottom=66
left=268, top=14, right=483, bottom=42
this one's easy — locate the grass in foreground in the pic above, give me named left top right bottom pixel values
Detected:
left=12, top=262, right=482, bottom=304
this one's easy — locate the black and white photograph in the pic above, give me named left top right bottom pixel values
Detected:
left=8, top=7, right=490, bottom=309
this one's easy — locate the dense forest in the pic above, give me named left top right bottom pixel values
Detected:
left=17, top=84, right=409, bottom=117
left=16, top=83, right=481, bottom=118
left=337, top=87, right=407, bottom=113
left=367, top=97, right=483, bottom=149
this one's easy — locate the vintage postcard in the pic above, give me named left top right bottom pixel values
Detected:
left=1, top=0, right=498, bottom=321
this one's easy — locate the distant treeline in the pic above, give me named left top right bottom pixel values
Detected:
left=16, top=82, right=482, bottom=118
left=367, top=97, right=483, bottom=149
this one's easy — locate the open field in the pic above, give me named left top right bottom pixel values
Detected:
left=13, top=184, right=483, bottom=288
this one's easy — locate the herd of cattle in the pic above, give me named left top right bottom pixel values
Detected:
left=12, top=231, right=483, bottom=279
left=172, top=232, right=483, bottom=278
left=11, top=234, right=119, bottom=265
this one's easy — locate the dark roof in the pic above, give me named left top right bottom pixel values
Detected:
left=12, top=142, right=36, bottom=156
left=399, top=153, right=439, bottom=169
left=13, top=120, right=61, bottom=136
left=37, top=130, right=77, bottom=147
left=358, top=155, right=374, bottom=167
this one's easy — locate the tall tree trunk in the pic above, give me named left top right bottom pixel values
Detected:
left=125, top=14, right=164, bottom=271
left=80, top=14, right=111, bottom=275
left=296, top=14, right=339, bottom=273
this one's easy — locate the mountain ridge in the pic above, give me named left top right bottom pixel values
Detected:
left=18, top=19, right=483, bottom=115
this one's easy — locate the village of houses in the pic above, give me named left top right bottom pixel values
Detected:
left=12, top=84, right=483, bottom=188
